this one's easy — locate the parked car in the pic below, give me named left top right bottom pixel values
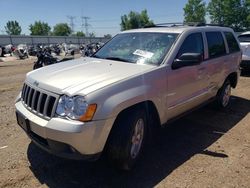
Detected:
left=15, top=24, right=241, bottom=170
left=238, top=31, right=250, bottom=70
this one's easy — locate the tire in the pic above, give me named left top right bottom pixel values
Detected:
left=216, top=80, right=231, bottom=109
left=107, top=108, right=148, bottom=170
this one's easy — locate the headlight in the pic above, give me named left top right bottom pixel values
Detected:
left=56, top=95, right=97, bottom=122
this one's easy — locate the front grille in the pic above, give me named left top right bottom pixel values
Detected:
left=21, top=83, right=59, bottom=119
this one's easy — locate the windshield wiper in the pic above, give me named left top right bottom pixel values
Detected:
left=105, top=56, right=133, bottom=63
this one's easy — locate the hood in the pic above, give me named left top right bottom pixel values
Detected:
left=26, top=57, right=154, bottom=96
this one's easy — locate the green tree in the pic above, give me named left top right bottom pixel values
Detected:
left=75, top=31, right=85, bottom=37
left=104, top=34, right=112, bottom=39
left=207, top=0, right=225, bottom=25
left=53, top=23, right=71, bottom=36
left=183, top=0, right=206, bottom=23
left=240, top=0, right=250, bottom=30
left=207, top=0, right=250, bottom=31
left=120, top=9, right=154, bottom=31
left=5, top=20, right=22, bottom=35
left=29, top=21, right=51, bottom=35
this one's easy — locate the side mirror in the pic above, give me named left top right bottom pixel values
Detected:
left=172, top=53, right=202, bottom=70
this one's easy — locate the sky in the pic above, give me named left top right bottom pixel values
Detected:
left=0, top=0, right=210, bottom=37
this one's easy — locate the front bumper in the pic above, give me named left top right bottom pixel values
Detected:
left=15, top=100, right=115, bottom=160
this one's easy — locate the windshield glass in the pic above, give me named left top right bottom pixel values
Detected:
left=93, top=32, right=179, bottom=65
left=238, top=34, right=250, bottom=42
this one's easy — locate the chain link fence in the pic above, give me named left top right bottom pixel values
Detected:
left=0, top=35, right=109, bottom=46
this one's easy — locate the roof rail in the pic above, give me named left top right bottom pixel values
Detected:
left=144, top=22, right=224, bottom=28
left=143, top=22, right=183, bottom=28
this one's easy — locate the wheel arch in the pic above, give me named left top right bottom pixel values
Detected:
left=113, top=100, right=161, bottom=130
left=226, top=72, right=238, bottom=88
left=103, top=100, right=161, bottom=151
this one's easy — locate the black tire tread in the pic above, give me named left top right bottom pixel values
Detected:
left=107, top=108, right=147, bottom=170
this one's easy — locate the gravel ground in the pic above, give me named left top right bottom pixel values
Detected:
left=0, top=58, right=249, bottom=188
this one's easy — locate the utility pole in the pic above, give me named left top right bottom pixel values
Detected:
left=81, top=16, right=90, bottom=37
left=67, top=16, right=76, bottom=34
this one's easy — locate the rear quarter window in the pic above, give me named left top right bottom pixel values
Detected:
left=206, top=32, right=226, bottom=58
left=224, top=32, right=240, bottom=53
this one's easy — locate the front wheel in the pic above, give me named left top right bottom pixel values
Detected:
left=216, top=80, right=231, bottom=108
left=107, top=108, right=148, bottom=170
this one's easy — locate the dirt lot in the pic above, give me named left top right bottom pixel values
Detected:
left=0, top=58, right=249, bottom=188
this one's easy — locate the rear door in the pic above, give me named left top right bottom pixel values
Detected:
left=223, top=31, right=241, bottom=72
left=204, top=31, right=228, bottom=96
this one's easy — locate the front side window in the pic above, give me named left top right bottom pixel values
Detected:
left=206, top=32, right=226, bottom=58
left=177, top=32, right=204, bottom=58
left=93, top=32, right=179, bottom=65
left=224, top=32, right=240, bottom=53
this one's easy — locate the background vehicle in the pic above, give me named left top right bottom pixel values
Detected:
left=0, top=44, right=15, bottom=57
left=0, top=45, right=3, bottom=57
left=15, top=24, right=241, bottom=170
left=62, top=43, right=77, bottom=56
left=33, top=46, right=74, bottom=69
left=33, top=47, right=57, bottom=69
left=238, top=31, right=250, bottom=70
left=13, top=44, right=28, bottom=59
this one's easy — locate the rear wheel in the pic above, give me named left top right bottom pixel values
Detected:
left=216, top=80, right=231, bottom=108
left=107, top=108, right=148, bottom=170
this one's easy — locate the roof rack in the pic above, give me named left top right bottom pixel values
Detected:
left=144, top=22, right=223, bottom=28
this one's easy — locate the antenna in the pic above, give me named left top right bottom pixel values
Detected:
left=81, top=16, right=90, bottom=37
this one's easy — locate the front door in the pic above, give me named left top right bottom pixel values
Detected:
left=167, top=32, right=208, bottom=120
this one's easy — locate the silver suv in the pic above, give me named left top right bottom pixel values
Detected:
left=15, top=24, right=241, bottom=170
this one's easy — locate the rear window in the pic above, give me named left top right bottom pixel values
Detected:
left=238, top=34, right=250, bottom=42
left=224, top=32, right=240, bottom=53
left=206, top=32, right=226, bottom=58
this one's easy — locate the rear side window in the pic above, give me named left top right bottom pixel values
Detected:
left=224, top=32, right=240, bottom=53
left=238, top=34, right=250, bottom=42
left=177, top=33, right=204, bottom=58
left=206, top=32, right=226, bottom=58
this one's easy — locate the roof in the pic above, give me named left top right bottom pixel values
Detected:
left=120, top=25, right=234, bottom=34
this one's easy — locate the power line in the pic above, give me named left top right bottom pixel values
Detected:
left=91, top=26, right=119, bottom=29
left=67, top=15, right=76, bottom=34
left=81, top=16, right=91, bottom=37
left=90, top=18, right=119, bottom=23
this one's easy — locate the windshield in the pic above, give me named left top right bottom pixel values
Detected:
left=238, top=34, right=250, bottom=42
left=93, top=32, right=179, bottom=65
